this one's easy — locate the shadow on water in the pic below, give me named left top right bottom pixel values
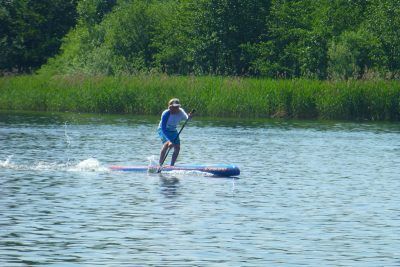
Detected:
left=159, top=175, right=180, bottom=198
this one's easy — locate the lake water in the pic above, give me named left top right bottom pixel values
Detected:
left=1, top=111, right=399, bottom=266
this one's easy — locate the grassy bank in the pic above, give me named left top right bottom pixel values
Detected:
left=0, top=74, right=399, bottom=120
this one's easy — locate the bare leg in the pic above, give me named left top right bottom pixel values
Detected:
left=170, top=144, right=180, bottom=166
left=159, top=142, right=170, bottom=165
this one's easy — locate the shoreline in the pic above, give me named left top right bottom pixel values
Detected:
left=1, top=74, right=399, bottom=121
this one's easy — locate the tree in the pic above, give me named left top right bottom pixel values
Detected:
left=366, top=0, right=400, bottom=77
left=151, top=1, right=194, bottom=74
left=188, top=0, right=271, bottom=75
left=35, top=0, right=400, bottom=79
left=77, top=0, right=116, bottom=26
left=328, top=29, right=386, bottom=79
left=152, top=0, right=271, bottom=75
left=43, top=0, right=161, bottom=75
left=0, top=0, right=78, bottom=74
left=245, top=0, right=372, bottom=79
left=246, top=0, right=320, bottom=78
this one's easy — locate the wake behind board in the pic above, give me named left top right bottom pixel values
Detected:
left=110, top=164, right=240, bottom=177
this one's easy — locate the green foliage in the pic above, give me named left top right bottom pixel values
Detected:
left=3, top=0, right=400, bottom=79
left=151, top=1, right=197, bottom=74
left=43, top=0, right=162, bottom=75
left=328, top=29, right=386, bottom=80
left=77, top=0, right=116, bottom=26
left=0, top=0, right=77, bottom=73
left=101, top=1, right=156, bottom=73
left=315, top=80, right=400, bottom=120
left=264, top=0, right=319, bottom=78
left=245, top=0, right=373, bottom=79
left=1, top=75, right=399, bottom=121
left=365, top=0, right=400, bottom=77
left=186, top=0, right=272, bottom=75
left=323, top=0, right=369, bottom=36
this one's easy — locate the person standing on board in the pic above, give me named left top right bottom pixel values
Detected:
left=157, top=98, right=193, bottom=166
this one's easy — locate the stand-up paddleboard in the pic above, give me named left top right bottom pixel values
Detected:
left=110, top=164, right=240, bottom=177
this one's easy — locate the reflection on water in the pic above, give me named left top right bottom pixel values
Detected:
left=159, top=176, right=180, bottom=198
left=1, top=111, right=400, bottom=266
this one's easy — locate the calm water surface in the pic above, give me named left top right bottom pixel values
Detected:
left=1, top=111, right=399, bottom=266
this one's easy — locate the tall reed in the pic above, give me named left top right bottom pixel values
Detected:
left=0, top=74, right=399, bottom=120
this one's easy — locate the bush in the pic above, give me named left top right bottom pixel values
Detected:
left=328, top=29, right=386, bottom=80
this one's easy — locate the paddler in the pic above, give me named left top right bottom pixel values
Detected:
left=157, top=98, right=193, bottom=166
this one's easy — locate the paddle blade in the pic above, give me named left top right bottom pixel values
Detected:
left=148, top=166, right=158, bottom=174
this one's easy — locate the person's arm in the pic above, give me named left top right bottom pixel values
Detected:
left=161, top=111, right=171, bottom=141
left=180, top=108, right=191, bottom=120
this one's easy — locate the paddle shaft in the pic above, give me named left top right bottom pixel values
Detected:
left=158, top=109, right=195, bottom=171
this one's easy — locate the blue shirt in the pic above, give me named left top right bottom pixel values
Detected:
left=158, top=108, right=188, bottom=141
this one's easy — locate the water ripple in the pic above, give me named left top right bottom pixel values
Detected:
left=1, top=112, right=399, bottom=266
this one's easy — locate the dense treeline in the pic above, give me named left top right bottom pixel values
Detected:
left=1, top=0, right=400, bottom=80
left=0, top=0, right=78, bottom=73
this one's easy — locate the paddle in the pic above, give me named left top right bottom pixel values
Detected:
left=157, top=109, right=195, bottom=173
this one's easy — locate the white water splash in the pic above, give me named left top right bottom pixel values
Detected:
left=0, top=155, right=15, bottom=169
left=145, top=155, right=216, bottom=177
left=147, top=155, right=159, bottom=167
left=68, top=158, right=109, bottom=172
left=1, top=156, right=108, bottom=173
left=64, top=121, right=72, bottom=164
left=0, top=156, right=66, bottom=171
left=32, top=161, right=68, bottom=171
left=64, top=121, right=72, bottom=147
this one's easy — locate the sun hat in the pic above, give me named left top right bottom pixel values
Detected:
left=168, top=98, right=181, bottom=107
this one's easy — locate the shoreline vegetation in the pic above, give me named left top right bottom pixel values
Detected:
left=0, top=74, right=399, bottom=121
left=2, top=2, right=400, bottom=122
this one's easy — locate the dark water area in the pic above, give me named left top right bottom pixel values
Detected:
left=1, top=111, right=399, bottom=266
